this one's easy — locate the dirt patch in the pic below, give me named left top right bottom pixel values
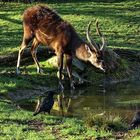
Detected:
left=8, top=87, right=57, bottom=102
left=22, top=120, right=46, bottom=132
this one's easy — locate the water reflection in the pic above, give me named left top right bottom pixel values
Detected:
left=2, top=81, right=140, bottom=118
left=31, top=90, right=87, bottom=116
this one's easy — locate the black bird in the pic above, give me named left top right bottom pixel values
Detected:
left=130, top=111, right=140, bottom=129
left=33, top=91, right=54, bottom=116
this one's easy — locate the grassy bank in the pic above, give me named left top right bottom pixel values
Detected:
left=0, top=0, right=140, bottom=92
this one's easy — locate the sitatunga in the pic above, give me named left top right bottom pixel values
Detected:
left=33, top=92, right=54, bottom=116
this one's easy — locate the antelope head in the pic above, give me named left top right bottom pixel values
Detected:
left=86, top=20, right=106, bottom=72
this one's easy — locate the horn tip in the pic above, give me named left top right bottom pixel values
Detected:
left=95, top=19, right=99, bottom=25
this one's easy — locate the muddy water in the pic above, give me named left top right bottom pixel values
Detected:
left=7, top=81, right=140, bottom=119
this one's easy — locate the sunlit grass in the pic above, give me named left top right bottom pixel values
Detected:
left=0, top=1, right=140, bottom=139
left=0, top=0, right=139, bottom=93
left=0, top=0, right=140, bottom=55
left=0, top=102, right=113, bottom=139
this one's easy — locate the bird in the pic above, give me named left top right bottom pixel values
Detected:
left=33, top=91, right=55, bottom=116
left=129, top=111, right=140, bottom=129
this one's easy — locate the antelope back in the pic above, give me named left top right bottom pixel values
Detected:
left=23, top=5, right=72, bottom=48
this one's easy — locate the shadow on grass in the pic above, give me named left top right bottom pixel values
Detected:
left=45, top=0, right=130, bottom=4
left=56, top=2, right=140, bottom=24
left=0, top=1, right=140, bottom=54
left=104, top=33, right=140, bottom=49
left=0, top=13, right=21, bottom=25
left=0, top=66, right=58, bottom=94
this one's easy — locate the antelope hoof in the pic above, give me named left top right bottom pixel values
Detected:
left=16, top=68, right=20, bottom=75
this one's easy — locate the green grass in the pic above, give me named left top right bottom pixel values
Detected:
left=0, top=1, right=139, bottom=95
left=0, top=101, right=112, bottom=140
left=0, top=60, right=58, bottom=94
left=84, top=112, right=128, bottom=131
left=0, top=0, right=140, bottom=55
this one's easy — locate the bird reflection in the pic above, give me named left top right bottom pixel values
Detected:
left=129, top=111, right=140, bottom=129
left=33, top=91, right=55, bottom=116
left=33, top=89, right=85, bottom=116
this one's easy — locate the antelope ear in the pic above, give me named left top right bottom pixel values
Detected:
left=85, top=44, right=91, bottom=53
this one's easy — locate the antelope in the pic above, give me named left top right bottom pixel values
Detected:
left=16, top=5, right=106, bottom=90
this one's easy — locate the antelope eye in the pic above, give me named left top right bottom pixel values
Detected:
left=97, top=54, right=103, bottom=60
left=97, top=56, right=104, bottom=64
left=97, top=56, right=101, bottom=60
